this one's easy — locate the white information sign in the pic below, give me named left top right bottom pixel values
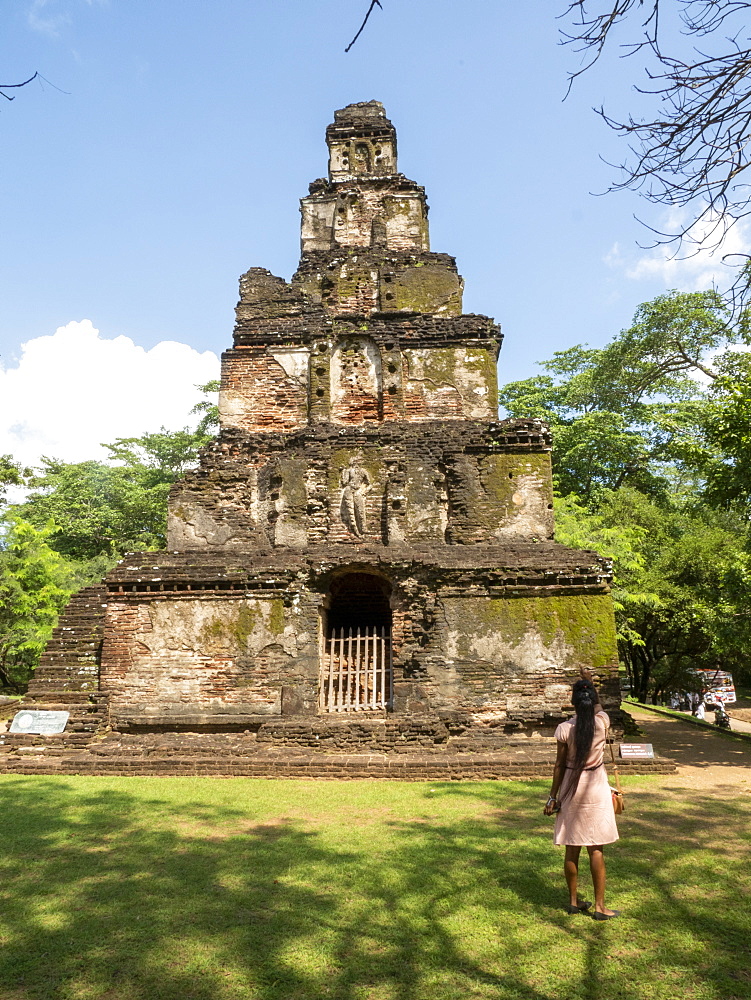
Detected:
left=619, top=743, right=654, bottom=759
left=10, top=710, right=70, bottom=735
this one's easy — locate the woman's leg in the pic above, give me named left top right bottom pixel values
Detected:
left=564, top=845, right=581, bottom=906
left=587, top=845, right=617, bottom=915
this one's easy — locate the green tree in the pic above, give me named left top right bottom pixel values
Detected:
left=555, top=487, right=751, bottom=699
left=607, top=491, right=750, bottom=699
left=0, top=455, right=30, bottom=505
left=105, top=426, right=209, bottom=480
left=501, top=289, right=751, bottom=700
left=690, top=351, right=751, bottom=513
left=190, top=380, right=220, bottom=436
left=553, top=491, right=660, bottom=651
left=0, top=514, right=74, bottom=691
left=499, top=290, right=736, bottom=499
left=16, top=459, right=168, bottom=560
left=14, top=419, right=212, bottom=560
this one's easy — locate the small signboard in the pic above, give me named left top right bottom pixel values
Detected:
left=619, top=743, right=654, bottom=759
left=10, top=710, right=69, bottom=735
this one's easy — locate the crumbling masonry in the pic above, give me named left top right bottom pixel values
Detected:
left=22, top=102, right=624, bottom=768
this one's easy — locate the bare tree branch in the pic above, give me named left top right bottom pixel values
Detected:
left=345, top=0, right=383, bottom=53
left=0, top=72, right=39, bottom=101
left=560, top=3, right=751, bottom=304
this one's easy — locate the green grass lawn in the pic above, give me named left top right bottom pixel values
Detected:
left=0, top=775, right=749, bottom=1000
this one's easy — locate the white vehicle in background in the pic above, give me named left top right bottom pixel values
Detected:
left=695, top=668, right=736, bottom=706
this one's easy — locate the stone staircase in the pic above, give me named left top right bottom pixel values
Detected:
left=11, top=585, right=108, bottom=734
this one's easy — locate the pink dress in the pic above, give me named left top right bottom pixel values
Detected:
left=553, top=711, right=619, bottom=847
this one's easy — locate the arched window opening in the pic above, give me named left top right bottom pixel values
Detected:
left=354, top=142, right=372, bottom=173
left=320, top=573, right=392, bottom=713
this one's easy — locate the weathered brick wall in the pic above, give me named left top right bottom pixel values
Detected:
left=302, top=103, right=429, bottom=254
left=326, top=102, right=397, bottom=179
left=224, top=305, right=500, bottom=432
left=444, top=451, right=555, bottom=543
left=302, top=185, right=430, bottom=253
left=101, top=594, right=321, bottom=727
left=293, top=250, right=463, bottom=317
left=408, top=593, right=620, bottom=723
left=220, top=348, right=309, bottom=432
left=167, top=420, right=554, bottom=551
left=401, top=346, right=497, bottom=420
left=0, top=726, right=679, bottom=778
left=330, top=337, right=382, bottom=422
left=98, top=540, right=616, bottom=730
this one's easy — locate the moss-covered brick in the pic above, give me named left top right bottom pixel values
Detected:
left=234, top=604, right=258, bottom=647
left=268, top=599, right=285, bottom=636
left=389, top=265, right=463, bottom=316
left=403, top=347, right=497, bottom=405
left=199, top=603, right=261, bottom=652
left=479, top=453, right=553, bottom=523
left=445, top=593, right=618, bottom=670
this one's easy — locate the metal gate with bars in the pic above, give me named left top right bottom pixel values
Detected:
left=320, top=626, right=392, bottom=712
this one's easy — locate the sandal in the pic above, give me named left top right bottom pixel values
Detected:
left=565, top=900, right=592, bottom=913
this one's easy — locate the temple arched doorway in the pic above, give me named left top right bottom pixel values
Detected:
left=320, top=572, right=392, bottom=712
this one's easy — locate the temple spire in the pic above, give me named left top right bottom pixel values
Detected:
left=300, top=101, right=429, bottom=253
left=326, top=101, right=397, bottom=180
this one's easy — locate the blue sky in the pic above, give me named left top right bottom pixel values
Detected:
left=1, top=1, right=745, bottom=466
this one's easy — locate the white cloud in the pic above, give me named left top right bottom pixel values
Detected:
left=0, top=320, right=220, bottom=468
left=27, top=0, right=71, bottom=36
left=605, top=209, right=751, bottom=291
left=27, top=1, right=105, bottom=36
left=603, top=242, right=623, bottom=269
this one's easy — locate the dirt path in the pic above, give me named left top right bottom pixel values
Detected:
left=627, top=704, right=751, bottom=794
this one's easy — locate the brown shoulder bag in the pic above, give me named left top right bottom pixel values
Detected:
left=607, top=728, right=625, bottom=815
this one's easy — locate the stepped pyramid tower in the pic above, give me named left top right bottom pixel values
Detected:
left=27, top=102, right=621, bottom=747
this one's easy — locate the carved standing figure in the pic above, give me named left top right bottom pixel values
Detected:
left=340, top=455, right=370, bottom=536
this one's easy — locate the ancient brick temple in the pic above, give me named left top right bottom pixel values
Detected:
left=26, top=102, right=621, bottom=753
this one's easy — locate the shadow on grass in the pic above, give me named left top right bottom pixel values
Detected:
left=0, top=778, right=748, bottom=1000
left=422, top=779, right=751, bottom=996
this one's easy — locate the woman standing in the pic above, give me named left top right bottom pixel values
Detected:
left=543, top=678, right=620, bottom=919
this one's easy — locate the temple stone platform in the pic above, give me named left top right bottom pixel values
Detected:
left=0, top=724, right=676, bottom=779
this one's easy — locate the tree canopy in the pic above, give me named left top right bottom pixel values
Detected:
left=501, top=287, right=751, bottom=701
left=0, top=514, right=74, bottom=691
left=499, top=289, right=746, bottom=501
left=0, top=414, right=213, bottom=690
left=14, top=421, right=211, bottom=562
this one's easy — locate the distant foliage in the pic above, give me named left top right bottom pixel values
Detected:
left=0, top=384, right=218, bottom=690
left=0, top=515, right=75, bottom=691
left=190, top=379, right=220, bottom=436
left=14, top=422, right=213, bottom=561
left=0, top=455, right=30, bottom=502
left=501, top=289, right=751, bottom=700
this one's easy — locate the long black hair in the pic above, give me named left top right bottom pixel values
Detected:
left=561, top=678, right=601, bottom=801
